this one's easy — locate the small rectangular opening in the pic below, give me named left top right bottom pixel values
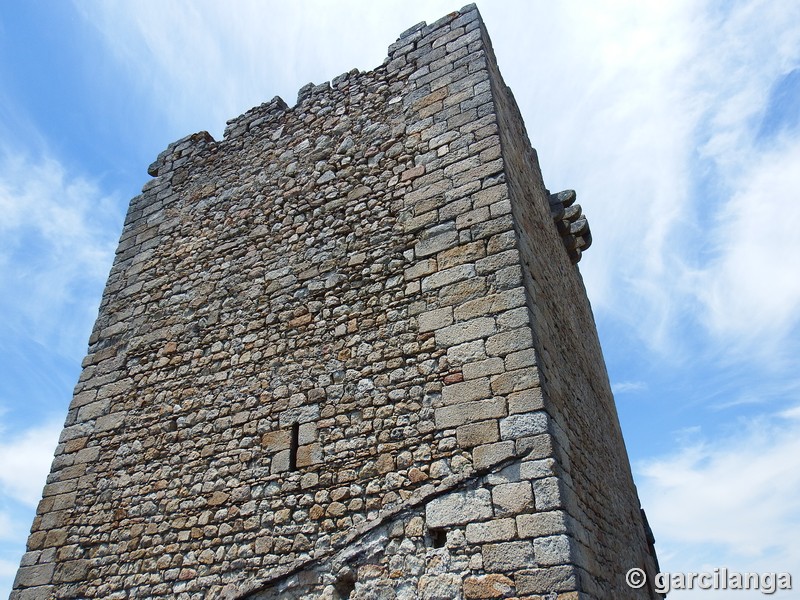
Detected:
left=289, top=423, right=300, bottom=471
left=429, top=528, right=447, bottom=548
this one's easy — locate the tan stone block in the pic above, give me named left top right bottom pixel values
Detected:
left=207, top=491, right=229, bottom=506
left=505, top=348, right=537, bottom=371
left=402, top=210, right=438, bottom=233
left=456, top=206, right=490, bottom=230
left=516, top=510, right=568, bottom=538
left=54, top=559, right=90, bottom=583
left=454, top=287, right=526, bottom=321
left=496, top=306, right=529, bottom=331
left=296, top=442, right=322, bottom=467
left=415, top=224, right=458, bottom=258
left=442, top=377, right=490, bottom=405
left=456, top=420, right=499, bottom=449
left=422, top=263, right=476, bottom=292
left=404, top=258, right=438, bottom=280
left=476, top=249, right=520, bottom=275
left=486, top=230, right=517, bottom=254
left=435, top=398, right=506, bottom=429
left=438, top=278, right=488, bottom=306
left=436, top=240, right=486, bottom=269
left=462, top=357, right=504, bottom=379
left=473, top=183, right=508, bottom=209
left=261, top=430, right=291, bottom=451
left=515, top=566, right=578, bottom=595
left=94, top=411, right=126, bottom=432
left=465, top=518, right=517, bottom=543
left=418, top=306, right=454, bottom=333
left=520, top=457, right=557, bottom=479
left=435, top=317, right=495, bottom=347
left=492, top=481, right=534, bottom=516
left=486, top=327, right=534, bottom=357
left=463, top=574, right=515, bottom=599
left=298, top=422, right=317, bottom=445
left=508, top=388, right=545, bottom=414
left=271, top=449, right=290, bottom=474
left=490, top=367, right=540, bottom=395
left=534, top=477, right=565, bottom=511
left=76, top=399, right=109, bottom=422
left=426, top=488, right=492, bottom=527
left=13, top=563, right=55, bottom=588
left=473, top=440, right=515, bottom=469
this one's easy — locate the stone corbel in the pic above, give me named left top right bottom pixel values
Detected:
left=548, top=189, right=592, bottom=264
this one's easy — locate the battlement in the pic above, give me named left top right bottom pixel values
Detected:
left=13, top=5, right=657, bottom=599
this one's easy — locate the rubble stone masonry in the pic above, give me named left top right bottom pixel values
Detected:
left=13, top=5, right=660, bottom=599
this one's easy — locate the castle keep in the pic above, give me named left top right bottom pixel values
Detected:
left=13, top=5, right=659, bottom=599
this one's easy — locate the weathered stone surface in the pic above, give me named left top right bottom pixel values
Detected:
left=418, top=306, right=454, bottom=333
left=533, top=477, right=565, bottom=511
left=515, top=566, right=578, bottom=595
left=517, top=510, right=568, bottom=538
left=416, top=223, right=459, bottom=257
left=481, top=541, right=535, bottom=572
left=534, top=534, right=573, bottom=566
left=435, top=317, right=496, bottom=346
left=441, top=377, right=490, bottom=405
left=472, top=440, right=514, bottom=469
left=434, top=398, right=507, bottom=429
left=465, top=518, right=516, bottom=543
left=507, top=387, right=544, bottom=414
left=463, top=574, right=514, bottom=599
left=499, top=412, right=548, bottom=439
left=485, top=327, right=534, bottom=356
left=13, top=564, right=54, bottom=588
left=462, top=357, right=504, bottom=379
left=456, top=420, right=499, bottom=449
left=426, top=489, right=492, bottom=528
left=491, top=481, right=534, bottom=516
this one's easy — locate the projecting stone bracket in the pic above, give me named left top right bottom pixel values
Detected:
left=548, top=190, right=592, bottom=264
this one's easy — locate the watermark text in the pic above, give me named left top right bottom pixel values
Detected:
left=626, top=567, right=792, bottom=595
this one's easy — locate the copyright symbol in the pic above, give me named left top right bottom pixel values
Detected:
left=626, top=568, right=646, bottom=589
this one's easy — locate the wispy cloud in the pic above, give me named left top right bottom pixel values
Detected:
left=612, top=380, right=648, bottom=394
left=484, top=1, right=800, bottom=367
left=0, top=421, right=62, bottom=507
left=638, top=411, right=800, bottom=590
left=0, top=148, right=122, bottom=358
left=74, top=0, right=457, bottom=139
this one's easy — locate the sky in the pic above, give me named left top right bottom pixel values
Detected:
left=1, top=1, right=799, bottom=597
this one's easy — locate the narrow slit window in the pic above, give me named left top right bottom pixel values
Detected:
left=289, top=423, right=300, bottom=471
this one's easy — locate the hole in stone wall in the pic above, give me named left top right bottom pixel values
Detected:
left=429, top=528, right=447, bottom=548
left=289, top=423, right=300, bottom=471
left=334, top=571, right=356, bottom=599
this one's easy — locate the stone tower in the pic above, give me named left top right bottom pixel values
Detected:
left=13, top=5, right=660, bottom=599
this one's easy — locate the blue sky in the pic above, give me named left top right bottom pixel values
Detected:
left=1, top=1, right=799, bottom=597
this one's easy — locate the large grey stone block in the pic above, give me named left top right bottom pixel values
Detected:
left=481, top=541, right=535, bottom=572
left=425, top=488, right=492, bottom=527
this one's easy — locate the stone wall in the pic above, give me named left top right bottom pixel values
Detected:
left=13, top=4, right=659, bottom=600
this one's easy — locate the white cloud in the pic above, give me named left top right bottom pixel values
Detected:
left=0, top=421, right=62, bottom=507
left=612, top=380, right=648, bottom=394
left=74, top=0, right=456, bottom=139
left=482, top=1, right=800, bottom=366
left=689, top=137, right=800, bottom=360
left=0, top=149, right=122, bottom=358
left=638, top=413, right=800, bottom=596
